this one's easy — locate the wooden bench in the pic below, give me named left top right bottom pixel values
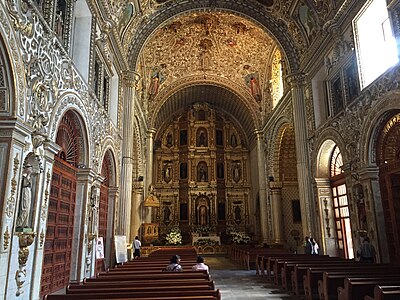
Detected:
left=364, top=285, right=400, bottom=300
left=68, top=279, right=215, bottom=291
left=318, top=267, right=400, bottom=300
left=92, top=271, right=211, bottom=281
left=45, top=291, right=220, bottom=300
left=337, top=277, right=400, bottom=300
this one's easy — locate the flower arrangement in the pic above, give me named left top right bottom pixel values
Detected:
left=165, top=227, right=182, bottom=245
left=228, top=228, right=251, bottom=244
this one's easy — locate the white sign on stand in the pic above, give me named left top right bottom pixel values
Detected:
left=114, top=235, right=128, bottom=263
left=96, top=237, right=105, bottom=259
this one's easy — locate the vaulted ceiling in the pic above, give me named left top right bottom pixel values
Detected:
left=109, top=0, right=342, bottom=142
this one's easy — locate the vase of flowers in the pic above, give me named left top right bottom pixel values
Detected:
left=228, top=228, right=251, bottom=244
left=165, top=227, right=182, bottom=245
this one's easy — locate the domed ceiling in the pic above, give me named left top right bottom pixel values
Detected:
left=136, top=10, right=283, bottom=141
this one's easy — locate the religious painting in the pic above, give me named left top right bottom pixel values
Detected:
left=180, top=130, right=188, bottom=146
left=119, top=3, right=135, bottom=34
left=148, top=64, right=168, bottom=98
left=244, top=72, right=261, bottom=101
left=234, top=204, right=242, bottom=224
left=345, top=60, right=360, bottom=103
left=331, top=75, right=343, bottom=115
left=197, top=109, right=206, bottom=121
left=298, top=3, right=317, bottom=41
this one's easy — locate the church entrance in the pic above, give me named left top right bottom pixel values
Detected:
left=40, top=157, right=77, bottom=296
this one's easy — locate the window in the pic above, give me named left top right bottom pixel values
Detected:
left=353, top=0, right=398, bottom=88
left=330, top=146, right=354, bottom=259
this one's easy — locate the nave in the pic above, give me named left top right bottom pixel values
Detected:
left=207, top=256, right=296, bottom=300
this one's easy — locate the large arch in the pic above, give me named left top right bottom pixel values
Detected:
left=126, top=1, right=301, bottom=73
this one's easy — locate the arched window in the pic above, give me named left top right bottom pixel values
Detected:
left=330, top=145, right=354, bottom=259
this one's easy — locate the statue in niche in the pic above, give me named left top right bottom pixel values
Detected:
left=231, top=134, right=237, bottom=147
left=163, top=165, right=172, bottom=182
left=163, top=206, right=171, bottom=223
left=198, top=165, right=207, bottom=182
left=234, top=206, right=242, bottom=223
left=233, top=162, right=241, bottom=182
left=199, top=205, right=208, bottom=226
left=197, top=130, right=208, bottom=147
left=16, top=164, right=34, bottom=229
left=166, top=132, right=173, bottom=147
left=354, top=184, right=367, bottom=230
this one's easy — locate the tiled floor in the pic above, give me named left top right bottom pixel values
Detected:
left=206, top=256, right=298, bottom=300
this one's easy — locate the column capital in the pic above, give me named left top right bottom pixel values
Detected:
left=122, top=70, right=140, bottom=89
left=147, top=128, right=157, bottom=136
left=285, top=72, right=307, bottom=88
left=269, top=181, right=283, bottom=189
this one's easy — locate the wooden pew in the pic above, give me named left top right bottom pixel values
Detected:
left=253, top=249, right=290, bottom=275
left=90, top=271, right=211, bottom=282
left=68, top=279, right=215, bottom=291
left=45, top=290, right=221, bottom=300
left=318, top=267, right=400, bottom=300
left=337, top=277, right=400, bottom=300
left=364, top=285, right=400, bottom=300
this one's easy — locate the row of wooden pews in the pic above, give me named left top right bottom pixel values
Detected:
left=44, top=247, right=221, bottom=300
left=255, top=251, right=400, bottom=300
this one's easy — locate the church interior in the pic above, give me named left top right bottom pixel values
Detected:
left=1, top=0, right=400, bottom=298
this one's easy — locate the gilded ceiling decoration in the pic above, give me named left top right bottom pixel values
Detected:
left=137, top=11, right=280, bottom=126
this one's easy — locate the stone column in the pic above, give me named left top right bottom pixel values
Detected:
left=359, top=166, right=388, bottom=262
left=106, top=187, right=118, bottom=268
left=287, top=73, right=315, bottom=238
left=269, top=181, right=285, bottom=244
left=144, top=128, right=156, bottom=223
left=130, top=181, right=144, bottom=242
left=255, top=130, right=268, bottom=243
left=117, top=71, right=140, bottom=236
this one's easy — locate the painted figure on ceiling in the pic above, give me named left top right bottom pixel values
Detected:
left=148, top=64, right=168, bottom=98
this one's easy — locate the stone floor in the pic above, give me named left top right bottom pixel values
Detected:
left=205, top=256, right=298, bottom=300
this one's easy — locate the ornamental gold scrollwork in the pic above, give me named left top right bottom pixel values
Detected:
left=5, top=154, right=20, bottom=217
left=41, top=170, right=51, bottom=221
left=39, top=229, right=45, bottom=248
left=3, top=226, right=10, bottom=251
left=15, top=231, right=36, bottom=296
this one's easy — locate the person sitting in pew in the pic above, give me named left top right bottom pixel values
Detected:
left=192, top=256, right=209, bottom=273
left=164, top=255, right=183, bottom=272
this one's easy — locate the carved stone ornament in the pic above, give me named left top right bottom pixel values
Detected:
left=15, top=231, right=36, bottom=297
left=5, top=154, right=20, bottom=218
left=40, top=170, right=51, bottom=221
left=39, top=229, right=44, bottom=248
left=3, top=226, right=10, bottom=251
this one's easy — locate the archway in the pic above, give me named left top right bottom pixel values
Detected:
left=40, top=110, right=86, bottom=296
left=375, top=112, right=400, bottom=262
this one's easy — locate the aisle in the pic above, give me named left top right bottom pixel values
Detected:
left=205, top=256, right=297, bottom=300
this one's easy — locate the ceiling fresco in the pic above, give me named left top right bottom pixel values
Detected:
left=103, top=0, right=344, bottom=139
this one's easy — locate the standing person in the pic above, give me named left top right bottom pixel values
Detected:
left=357, top=236, right=376, bottom=263
left=310, top=237, right=319, bottom=255
left=133, top=236, right=141, bottom=259
left=304, top=236, right=312, bottom=254
left=192, top=256, right=209, bottom=273
left=164, top=255, right=183, bottom=272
